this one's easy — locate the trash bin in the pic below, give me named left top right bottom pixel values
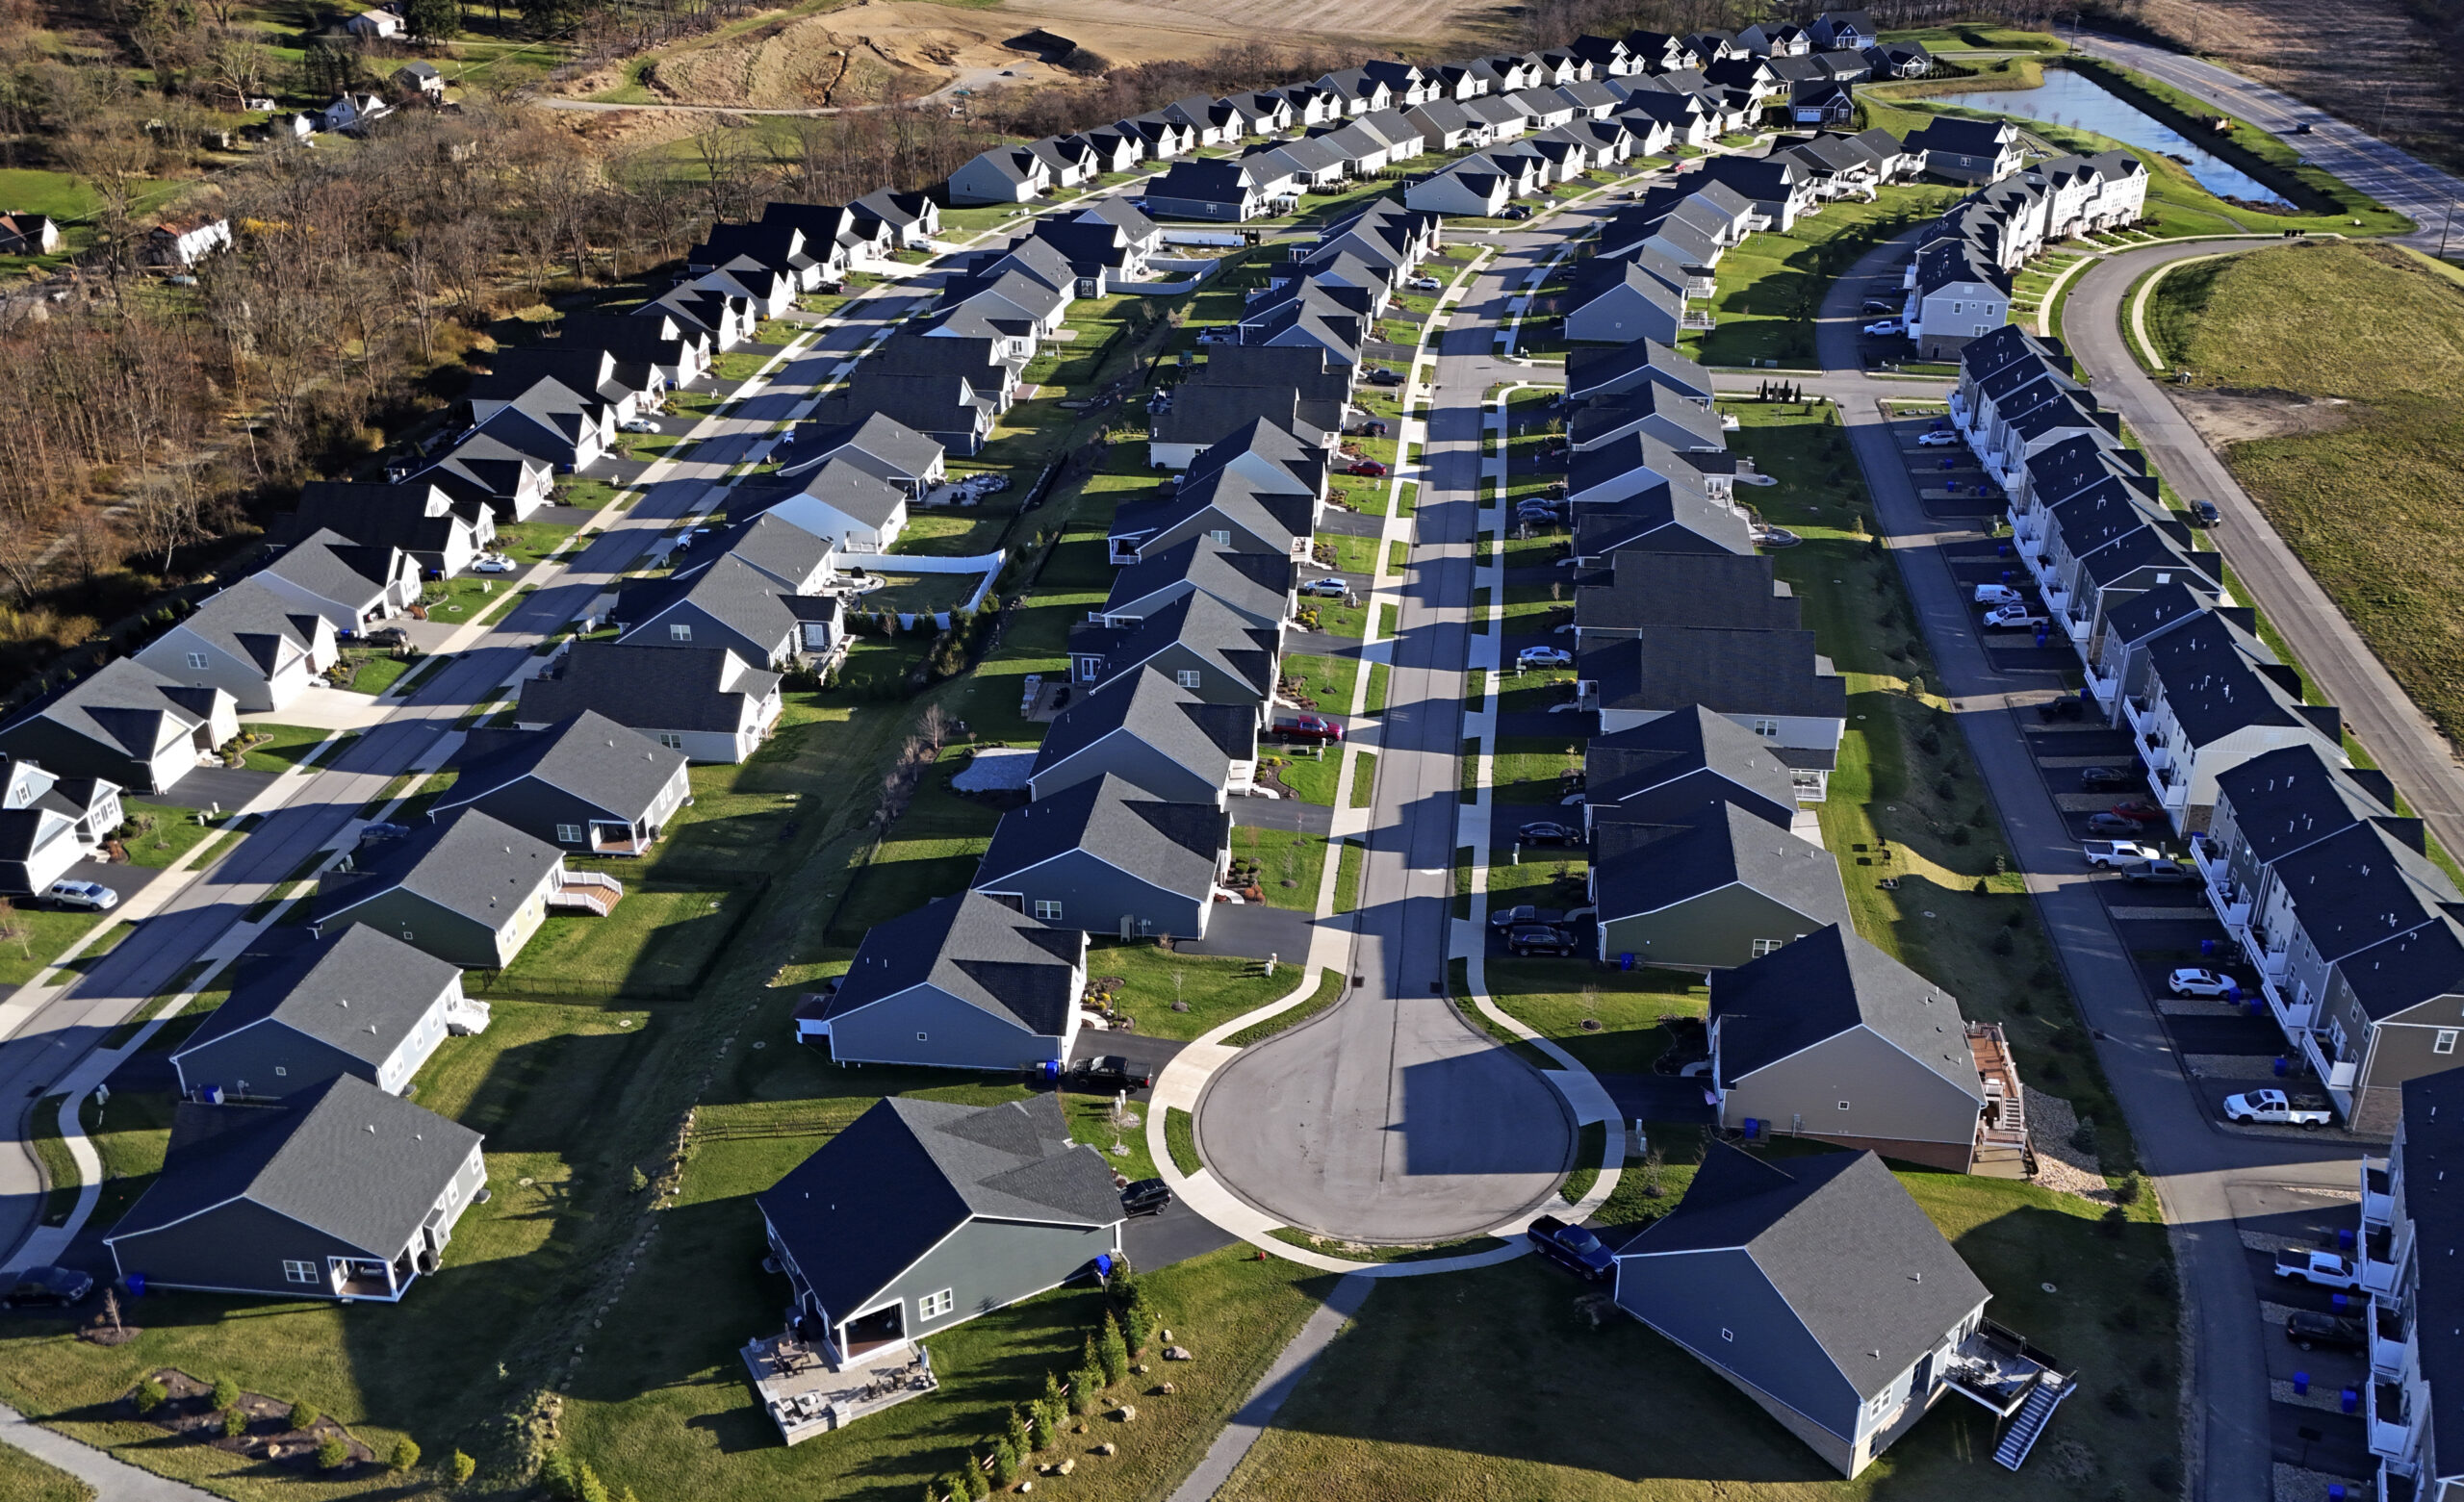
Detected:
left=2293, top=1371, right=2310, bottom=1395
left=1742, top=1118, right=1761, bottom=1140
left=2274, top=1056, right=2290, bottom=1077
left=2200, top=938, right=2216, bottom=957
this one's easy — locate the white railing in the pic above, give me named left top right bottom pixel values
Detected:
left=2362, top=1157, right=2394, bottom=1228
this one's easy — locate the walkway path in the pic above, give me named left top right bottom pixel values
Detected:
left=0, top=1402, right=218, bottom=1500
left=1163, top=1276, right=1373, bottom=1502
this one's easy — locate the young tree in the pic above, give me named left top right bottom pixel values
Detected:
left=449, top=1449, right=476, bottom=1486
left=402, top=0, right=460, bottom=38
left=317, top=1434, right=350, bottom=1469
left=1097, top=1311, right=1129, bottom=1385
left=288, top=1400, right=320, bottom=1432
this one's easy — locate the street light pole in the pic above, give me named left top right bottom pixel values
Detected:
left=2442, top=202, right=2461, bottom=263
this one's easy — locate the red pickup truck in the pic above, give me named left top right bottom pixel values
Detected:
left=1272, top=716, right=1344, bottom=744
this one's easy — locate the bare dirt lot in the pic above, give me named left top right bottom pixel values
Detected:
left=2167, top=387, right=2358, bottom=446
left=2115, top=0, right=2464, bottom=171
left=566, top=0, right=1505, bottom=109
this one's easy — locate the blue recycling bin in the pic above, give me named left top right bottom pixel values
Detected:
left=1620, top=952, right=1635, bottom=972
left=2201, top=938, right=2217, bottom=957
left=1997, top=543, right=2013, bottom=556
left=125, top=1273, right=145, bottom=1297
left=1743, top=1118, right=1761, bottom=1140
left=2343, top=1387, right=2360, bottom=1415
left=2339, top=1228, right=2356, bottom=1251
left=2275, top=1056, right=2291, bottom=1077
left=2224, top=982, right=2241, bottom=1003
left=2247, top=1000, right=2265, bottom=1018
left=2333, top=1292, right=2351, bottom=1311
left=1948, top=480, right=1962, bottom=494
left=2035, top=628, right=2048, bottom=648
left=2293, top=1371, right=2310, bottom=1395
left=2001, top=570, right=2015, bottom=582
left=2331, top=1486, right=2348, bottom=1502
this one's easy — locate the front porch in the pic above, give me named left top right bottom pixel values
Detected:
left=742, top=1330, right=937, bottom=1445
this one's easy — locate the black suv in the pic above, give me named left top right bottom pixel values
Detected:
left=1507, top=925, right=1577, bottom=956
left=2283, top=1310, right=2366, bottom=1352
left=1073, top=1056, right=1153, bottom=1093
left=1120, top=1179, right=1173, bottom=1217
left=2078, top=766, right=2137, bottom=792
left=1527, top=1214, right=1613, bottom=1281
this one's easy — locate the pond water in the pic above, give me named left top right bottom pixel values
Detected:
left=1943, top=66, right=2292, bottom=208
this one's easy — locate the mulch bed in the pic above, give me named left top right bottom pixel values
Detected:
left=129, top=1368, right=375, bottom=1472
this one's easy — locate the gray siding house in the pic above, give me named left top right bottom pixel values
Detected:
left=757, top=1095, right=1122, bottom=1368
left=170, top=928, right=483, bottom=1103
left=311, top=810, right=587, bottom=970
left=973, top=773, right=1229, bottom=940
left=104, top=1076, right=487, bottom=1303
left=517, top=643, right=784, bottom=766
left=1029, top=666, right=1256, bottom=807
left=1614, top=1144, right=2015, bottom=1478
left=1592, top=802, right=1849, bottom=970
left=0, top=658, right=238, bottom=795
left=795, top=891, right=1085, bottom=1070
left=431, top=711, right=692, bottom=856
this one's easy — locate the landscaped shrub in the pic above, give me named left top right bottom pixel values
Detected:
left=450, top=1449, right=476, bottom=1486
left=991, top=1438, right=1019, bottom=1487
left=132, top=1380, right=167, bottom=1415
left=1097, top=1312, right=1130, bottom=1384
left=317, top=1435, right=350, bottom=1468
left=210, top=1376, right=240, bottom=1411
left=392, top=1437, right=421, bottom=1472
left=288, top=1401, right=320, bottom=1432
left=221, top=1407, right=248, bottom=1438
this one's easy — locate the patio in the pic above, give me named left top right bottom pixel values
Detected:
left=741, top=1331, right=937, bottom=1445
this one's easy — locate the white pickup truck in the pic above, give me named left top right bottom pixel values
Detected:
left=2274, top=1249, right=2362, bottom=1289
left=2083, top=839, right=2164, bottom=869
left=2223, top=1090, right=2333, bottom=1129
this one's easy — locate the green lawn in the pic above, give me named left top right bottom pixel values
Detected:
left=1484, top=958, right=1705, bottom=1076
left=113, top=801, right=235, bottom=870
left=1691, top=186, right=1966, bottom=367
left=1083, top=943, right=1308, bottom=1042
left=1267, top=745, right=1342, bottom=804
left=486, top=884, right=756, bottom=1000
left=1226, top=826, right=1327, bottom=913
left=233, top=723, right=334, bottom=774
left=1282, top=652, right=1356, bottom=716
left=333, top=648, right=414, bottom=696
left=0, top=1437, right=91, bottom=1502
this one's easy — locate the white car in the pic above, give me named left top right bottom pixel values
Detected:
left=618, top=417, right=661, bottom=434
left=45, top=879, right=116, bottom=912
left=1973, top=584, right=2022, bottom=606
left=1863, top=318, right=1903, bottom=337
left=1982, top=604, right=2047, bottom=629
left=2169, top=967, right=2242, bottom=999
left=473, top=555, right=518, bottom=574
left=1518, top=646, right=1574, bottom=669
left=1917, top=430, right=1960, bottom=447
left=1406, top=275, right=1443, bottom=292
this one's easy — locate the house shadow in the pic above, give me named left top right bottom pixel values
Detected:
left=1393, top=1050, right=1576, bottom=1178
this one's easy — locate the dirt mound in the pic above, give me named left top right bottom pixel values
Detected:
left=2168, top=387, right=2357, bottom=447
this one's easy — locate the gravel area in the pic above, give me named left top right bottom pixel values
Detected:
left=2024, top=1092, right=2118, bottom=1202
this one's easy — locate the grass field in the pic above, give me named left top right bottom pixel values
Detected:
left=1693, top=186, right=1967, bottom=367
left=0, top=1440, right=92, bottom=1502
left=2150, top=242, right=2464, bottom=747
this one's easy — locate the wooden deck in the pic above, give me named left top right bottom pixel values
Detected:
left=741, top=1333, right=937, bottom=1445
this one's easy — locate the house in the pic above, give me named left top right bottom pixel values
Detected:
left=1101, top=534, right=1294, bottom=635
left=1865, top=40, right=1934, bottom=77
left=1566, top=429, right=1732, bottom=508
left=1065, top=590, right=1281, bottom=718
left=1579, top=627, right=1846, bottom=800
left=145, top=217, right=231, bottom=267
left=168, top=927, right=481, bottom=1103
left=947, top=146, right=1051, bottom=206
left=732, top=456, right=912, bottom=555
left=776, top=412, right=946, bottom=499
left=1105, top=465, right=1317, bottom=569
left=0, top=753, right=116, bottom=896
left=1404, top=99, right=1486, bottom=152
left=2358, top=1069, right=2464, bottom=1490
left=1737, top=20, right=1810, bottom=55
left=405, top=436, right=555, bottom=523
left=311, top=809, right=598, bottom=970
left=1144, top=160, right=1266, bottom=223
left=391, top=61, right=444, bottom=100
left=1904, top=238, right=2011, bottom=361
left=343, top=3, right=401, bottom=34
left=642, top=283, right=759, bottom=350
left=761, top=200, right=895, bottom=271
left=292, top=482, right=489, bottom=579
left=1583, top=704, right=1803, bottom=838
left=1709, top=924, right=2026, bottom=1173
left=757, top=1094, right=1121, bottom=1370
left=1809, top=11, right=1876, bottom=49
left=851, top=188, right=940, bottom=248
left=0, top=657, right=236, bottom=795
left=1072, top=195, right=1163, bottom=259
left=104, top=1076, right=484, bottom=1302
left=1695, top=154, right=1820, bottom=231
left=1030, top=664, right=1256, bottom=807
left=457, top=374, right=613, bottom=473
left=2120, top=606, right=2344, bottom=831
left=1119, top=115, right=1196, bottom=160
left=517, top=643, right=782, bottom=765
left=972, top=773, right=1229, bottom=940
left=1615, top=1144, right=2051, bottom=1478
left=1907, top=115, right=2023, bottom=184
left=1568, top=374, right=1727, bottom=452
left=1405, top=161, right=1512, bottom=217
left=611, top=554, right=842, bottom=669
left=1565, top=472, right=1757, bottom=561
left=794, top=892, right=1086, bottom=1068
left=254, top=530, right=420, bottom=637
left=319, top=91, right=391, bottom=133
left=0, top=213, right=62, bottom=255
left=1564, top=259, right=1686, bottom=345
left=1575, top=552, right=1796, bottom=649
left=1566, top=338, right=1717, bottom=407
left=1592, top=801, right=1849, bottom=969
left=135, top=579, right=336, bottom=714
left=1462, top=94, right=1535, bottom=142
left=1790, top=81, right=1854, bottom=126
left=430, top=711, right=690, bottom=857
left=672, top=513, right=837, bottom=597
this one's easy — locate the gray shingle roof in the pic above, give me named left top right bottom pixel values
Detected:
left=1087, top=590, right=1280, bottom=701
left=1594, top=801, right=1849, bottom=925
left=518, top=642, right=777, bottom=735
left=672, top=512, right=836, bottom=595
left=1581, top=627, right=1846, bottom=720
left=2271, top=819, right=2460, bottom=968
left=174, top=926, right=461, bottom=1070
left=757, top=1093, right=1120, bottom=1318
left=820, top=890, right=1083, bottom=1035
left=779, top=412, right=945, bottom=490
left=1034, top=664, right=1251, bottom=789
left=976, top=772, right=1227, bottom=899
left=2142, top=610, right=2311, bottom=746
left=1105, top=535, right=1293, bottom=626
left=1577, top=552, right=1796, bottom=634
left=1617, top=1142, right=1990, bottom=1400
left=742, top=453, right=913, bottom=530
left=1584, top=703, right=1802, bottom=817
left=6, top=657, right=216, bottom=760
left=106, top=1075, right=480, bottom=1255
left=315, top=808, right=562, bottom=930
left=178, top=580, right=326, bottom=675
left=1709, top=924, right=1984, bottom=1099
left=441, top=710, right=687, bottom=825
left=2216, top=744, right=2397, bottom=866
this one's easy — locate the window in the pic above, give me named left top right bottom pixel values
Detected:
left=1751, top=938, right=1785, bottom=957
left=656, top=733, right=685, bottom=751
left=916, top=1031, right=929, bottom=1041
left=401, top=929, right=415, bottom=943
left=2439, top=1031, right=2458, bottom=1056
left=919, top=1289, right=955, bottom=1319
left=1837, top=1101, right=1852, bottom=1110
left=186, top=651, right=209, bottom=669
left=1208, top=529, right=1232, bottom=546
left=1751, top=718, right=1779, bottom=738
left=668, top=624, right=694, bottom=642
left=1176, top=670, right=1202, bottom=690
left=282, top=1260, right=319, bottom=1286
left=1719, top=1328, right=1733, bottom=1342
left=1035, top=900, right=1065, bottom=921
left=273, top=1066, right=287, bottom=1077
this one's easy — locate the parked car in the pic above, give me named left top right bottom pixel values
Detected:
left=2283, top=1310, right=2365, bottom=1351
left=2111, top=800, right=2165, bottom=824
left=2168, top=967, right=2242, bottom=998
left=0, top=1266, right=90, bottom=1308
left=1863, top=318, right=1903, bottom=337
left=2084, top=812, right=2143, bottom=835
left=618, top=417, right=661, bottom=434
left=2038, top=695, right=2086, bottom=722
left=2274, top=1249, right=2361, bottom=1289
left=1071, top=1056, right=1152, bottom=1093
left=1973, top=583, right=2022, bottom=605
left=2190, top=499, right=2221, bottom=526
left=1916, top=430, right=1960, bottom=447
left=2122, top=859, right=2196, bottom=886
left=1982, top=604, right=2049, bottom=629
left=2078, top=766, right=2138, bottom=792
left=1271, top=715, right=1344, bottom=745
left=1507, top=924, right=1578, bottom=956
left=1517, top=821, right=1580, bottom=846
left=1861, top=297, right=1898, bottom=314
left=2224, top=1090, right=2333, bottom=1129
left=1365, top=368, right=1405, bottom=387
left=1501, top=204, right=1533, bottom=219
left=1527, top=1214, right=1613, bottom=1280
left=1345, top=460, right=1390, bottom=477
left=1518, top=646, right=1574, bottom=669
left=2081, top=839, right=2163, bottom=869
left=1119, top=1179, right=1173, bottom=1217
left=1488, top=904, right=1565, bottom=931
left=44, top=880, right=116, bottom=912
left=362, top=624, right=410, bottom=649
left=1297, top=577, right=1351, bottom=598
left=357, top=822, right=412, bottom=847
left=473, top=555, right=518, bottom=574
left=1406, top=275, right=1444, bottom=292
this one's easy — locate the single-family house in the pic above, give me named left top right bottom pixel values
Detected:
left=169, top=927, right=481, bottom=1103
left=1144, top=160, right=1266, bottom=222
left=794, top=893, right=1088, bottom=1068
left=1907, top=115, right=2023, bottom=184
left=291, top=482, right=490, bottom=579
left=610, top=554, right=842, bottom=669
left=1029, top=664, right=1256, bottom=807
left=431, top=711, right=690, bottom=857
left=253, top=529, right=420, bottom=637
left=136, top=579, right=336, bottom=714
left=972, top=773, right=1229, bottom=940
left=947, top=146, right=1052, bottom=206
left=1065, top=589, right=1282, bottom=714
left=312, top=809, right=596, bottom=969
left=518, top=643, right=782, bottom=765
left=1579, top=626, right=1846, bottom=800
left=145, top=217, right=231, bottom=267
left=1592, top=801, right=1850, bottom=969
left=852, top=188, right=941, bottom=249
left=0, top=657, right=236, bottom=795
left=1583, top=704, right=1803, bottom=837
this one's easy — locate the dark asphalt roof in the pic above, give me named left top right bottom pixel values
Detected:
left=2216, top=744, right=2398, bottom=866
left=178, top=581, right=325, bottom=675
left=175, top=926, right=462, bottom=1070
left=2338, top=917, right=2464, bottom=1023
left=315, top=808, right=564, bottom=931
left=107, top=1075, right=480, bottom=1255
left=1034, top=665, right=1249, bottom=790
left=1577, top=552, right=1797, bottom=634
left=757, top=1093, right=1121, bottom=1319
left=5, top=657, right=217, bottom=760
left=441, top=710, right=688, bottom=825
left=1617, top=1142, right=1990, bottom=1400
left=975, top=772, right=1227, bottom=899
left=1105, top=536, right=1292, bottom=626
left=1089, top=588, right=1281, bottom=701
left=1565, top=338, right=1714, bottom=402
left=518, top=642, right=778, bottom=735
left=1581, top=627, right=1846, bottom=720
left=2097, top=579, right=2211, bottom=649
left=2395, top=1070, right=2464, bottom=1467
left=2141, top=611, right=2309, bottom=746
left=1594, top=801, right=1849, bottom=926
left=1584, top=704, right=1801, bottom=815
left=672, top=513, right=837, bottom=594
left=1709, top=924, right=1983, bottom=1100
left=2269, top=819, right=2459, bottom=968
left=821, top=890, right=1083, bottom=1036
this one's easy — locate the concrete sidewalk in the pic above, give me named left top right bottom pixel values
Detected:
left=0, top=1403, right=218, bottom=1500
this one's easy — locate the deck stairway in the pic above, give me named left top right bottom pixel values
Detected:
left=1992, top=1371, right=2074, bottom=1470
